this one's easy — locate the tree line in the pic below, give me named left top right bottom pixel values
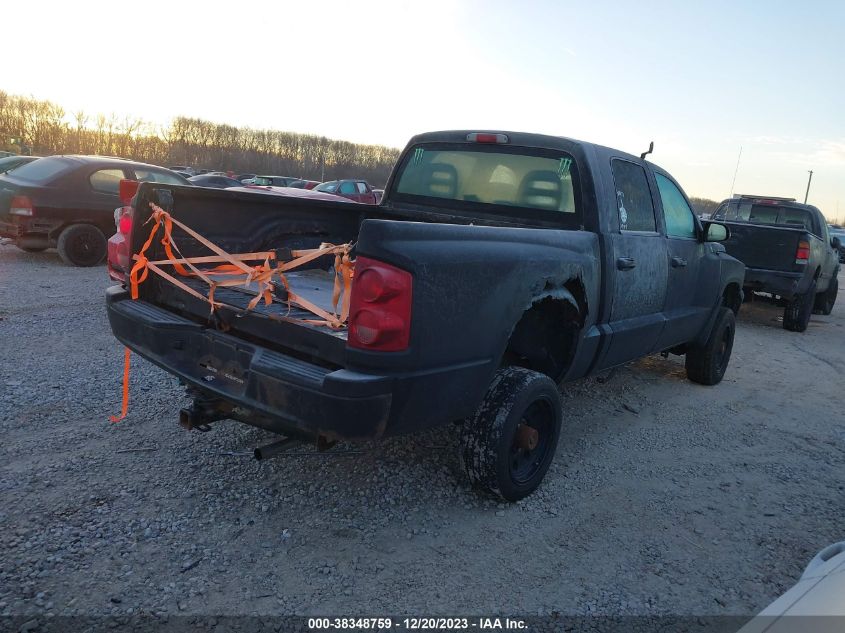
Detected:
left=0, top=91, right=401, bottom=186
left=689, top=197, right=721, bottom=217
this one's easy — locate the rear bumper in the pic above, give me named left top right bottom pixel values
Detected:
left=106, top=286, right=395, bottom=440
left=743, top=267, right=809, bottom=300
left=0, top=215, right=59, bottom=241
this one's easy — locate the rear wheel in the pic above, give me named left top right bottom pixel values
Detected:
left=460, top=367, right=562, bottom=502
left=57, top=224, right=107, bottom=267
left=813, top=277, right=838, bottom=316
left=686, top=307, right=735, bottom=385
left=783, top=280, right=816, bottom=332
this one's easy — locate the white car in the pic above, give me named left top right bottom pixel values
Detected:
left=739, top=541, right=845, bottom=632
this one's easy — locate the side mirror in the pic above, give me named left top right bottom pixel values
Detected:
left=832, top=236, right=842, bottom=250
left=705, top=222, right=729, bottom=242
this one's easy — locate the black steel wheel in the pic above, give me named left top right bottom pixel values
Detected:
left=813, top=277, right=838, bottom=316
left=783, top=280, right=816, bottom=332
left=57, top=223, right=107, bottom=267
left=686, top=307, right=735, bottom=385
left=460, top=367, right=562, bottom=502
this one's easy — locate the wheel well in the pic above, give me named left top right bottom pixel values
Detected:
left=503, top=282, right=585, bottom=382
left=722, top=282, right=742, bottom=315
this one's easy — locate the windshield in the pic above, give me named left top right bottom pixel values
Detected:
left=714, top=200, right=820, bottom=234
left=2, top=156, right=73, bottom=183
left=393, top=144, right=580, bottom=223
left=252, top=176, right=273, bottom=186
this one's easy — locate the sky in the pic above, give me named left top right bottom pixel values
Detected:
left=4, top=0, right=845, bottom=221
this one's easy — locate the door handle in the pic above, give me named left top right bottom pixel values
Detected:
left=671, top=256, right=688, bottom=268
left=616, top=257, right=636, bottom=270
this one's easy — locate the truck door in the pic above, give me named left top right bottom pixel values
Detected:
left=600, top=159, right=668, bottom=368
left=652, top=171, right=711, bottom=349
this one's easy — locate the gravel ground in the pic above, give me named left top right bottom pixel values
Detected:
left=1, top=243, right=843, bottom=627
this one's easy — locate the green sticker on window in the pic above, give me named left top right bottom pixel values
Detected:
left=557, top=158, right=572, bottom=177
left=412, top=148, right=425, bottom=166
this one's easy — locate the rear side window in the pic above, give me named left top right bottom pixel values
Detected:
left=5, top=157, right=73, bottom=183
left=89, top=169, right=125, bottom=194
left=134, top=169, right=185, bottom=185
left=356, top=182, right=368, bottom=194
left=611, top=159, right=655, bottom=232
left=655, top=173, right=696, bottom=238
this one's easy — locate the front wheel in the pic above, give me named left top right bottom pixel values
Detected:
left=686, top=307, right=736, bottom=385
left=460, top=367, right=562, bottom=502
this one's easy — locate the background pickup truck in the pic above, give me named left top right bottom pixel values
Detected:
left=712, top=195, right=841, bottom=332
left=106, top=130, right=744, bottom=501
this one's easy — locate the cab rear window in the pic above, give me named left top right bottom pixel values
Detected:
left=393, top=144, right=581, bottom=224
left=715, top=201, right=819, bottom=234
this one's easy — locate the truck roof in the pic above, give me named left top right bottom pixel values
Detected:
left=407, top=130, right=646, bottom=164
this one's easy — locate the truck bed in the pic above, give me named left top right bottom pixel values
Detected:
left=181, top=269, right=348, bottom=340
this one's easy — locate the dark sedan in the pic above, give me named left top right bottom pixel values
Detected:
left=0, top=156, right=189, bottom=266
left=188, top=174, right=243, bottom=189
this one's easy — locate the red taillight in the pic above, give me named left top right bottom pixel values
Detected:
left=108, top=205, right=134, bottom=283
left=9, top=195, right=33, bottom=216
left=119, top=213, right=132, bottom=235
left=795, top=240, right=810, bottom=264
left=466, top=132, right=509, bottom=144
left=348, top=257, right=412, bottom=351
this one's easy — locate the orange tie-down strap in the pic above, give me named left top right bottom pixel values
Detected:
left=110, top=202, right=355, bottom=422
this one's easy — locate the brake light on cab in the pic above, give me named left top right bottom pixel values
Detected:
left=9, top=195, right=34, bottom=216
left=795, top=239, right=811, bottom=264
left=107, top=179, right=140, bottom=283
left=347, top=257, right=412, bottom=351
left=466, top=132, right=509, bottom=144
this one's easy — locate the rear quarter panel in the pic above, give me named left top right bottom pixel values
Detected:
left=350, top=219, right=600, bottom=430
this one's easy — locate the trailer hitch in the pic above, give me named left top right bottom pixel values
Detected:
left=179, top=395, right=232, bottom=432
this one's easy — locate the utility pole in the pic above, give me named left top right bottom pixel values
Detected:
left=804, top=170, right=813, bottom=204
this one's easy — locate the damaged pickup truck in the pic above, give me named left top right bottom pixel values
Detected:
left=106, top=130, right=745, bottom=501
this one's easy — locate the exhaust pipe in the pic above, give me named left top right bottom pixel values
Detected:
left=254, top=437, right=300, bottom=461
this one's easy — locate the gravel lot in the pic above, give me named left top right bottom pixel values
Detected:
left=1, top=243, right=843, bottom=627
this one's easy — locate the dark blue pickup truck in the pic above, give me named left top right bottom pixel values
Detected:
left=106, top=130, right=745, bottom=500
left=712, top=195, right=840, bottom=332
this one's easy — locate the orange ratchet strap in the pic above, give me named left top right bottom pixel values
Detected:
left=110, top=202, right=355, bottom=423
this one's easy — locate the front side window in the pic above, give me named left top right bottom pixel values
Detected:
left=339, top=181, right=357, bottom=194
left=89, top=169, right=125, bottom=194
left=655, top=173, right=696, bottom=239
left=393, top=144, right=580, bottom=223
left=611, top=159, right=655, bottom=232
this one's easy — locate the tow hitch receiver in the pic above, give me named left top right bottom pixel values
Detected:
left=179, top=396, right=232, bottom=431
